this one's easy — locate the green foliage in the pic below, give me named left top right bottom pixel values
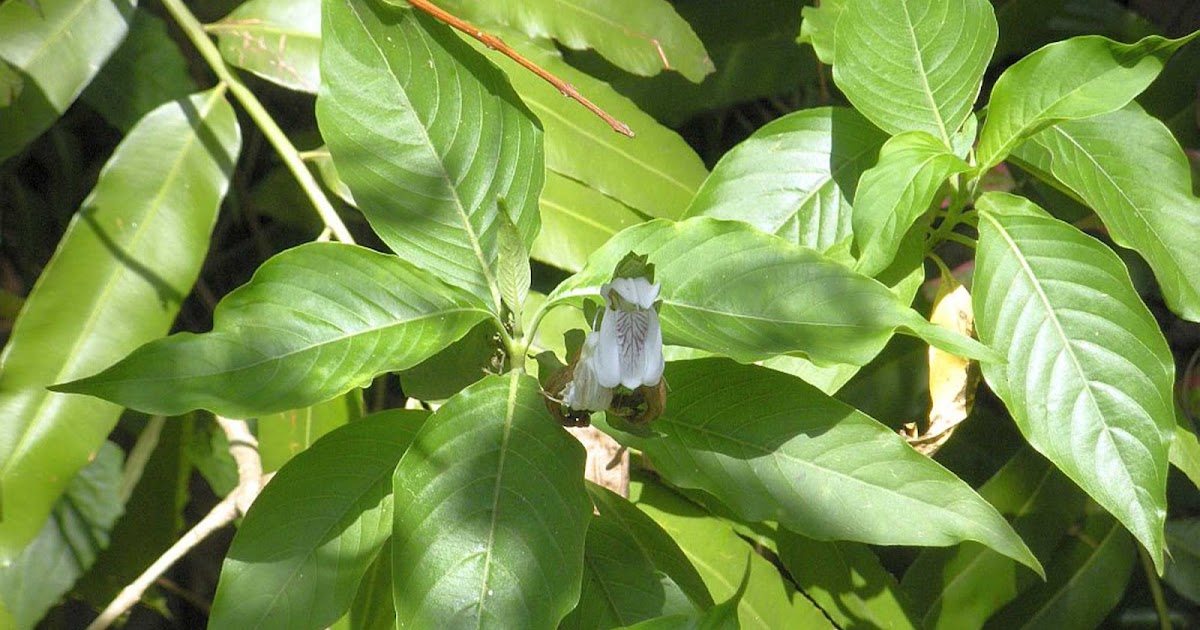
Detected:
left=2, top=0, right=1198, bottom=627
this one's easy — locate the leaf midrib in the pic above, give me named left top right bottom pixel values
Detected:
left=899, top=2, right=950, bottom=146
left=475, top=374, right=520, bottom=629
left=346, top=0, right=503, bottom=312
left=3, top=90, right=227, bottom=475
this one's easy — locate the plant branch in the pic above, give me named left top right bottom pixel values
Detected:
left=1139, top=544, right=1173, bottom=630
left=406, top=0, right=635, bottom=138
left=87, top=417, right=271, bottom=630
left=159, top=0, right=356, bottom=245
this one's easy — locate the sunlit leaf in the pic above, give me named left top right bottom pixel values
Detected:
left=1010, top=104, right=1200, bottom=321
left=213, top=0, right=320, bottom=92
left=603, top=359, right=1041, bottom=573
left=317, top=0, right=543, bottom=309
left=82, top=8, right=195, bottom=132
left=548, top=218, right=1000, bottom=367
left=0, top=443, right=123, bottom=629
left=0, top=89, right=238, bottom=562
left=391, top=373, right=591, bottom=628
left=797, top=0, right=843, bottom=64
left=973, top=192, right=1174, bottom=571
left=853, top=130, right=969, bottom=276
left=977, top=32, right=1197, bottom=169
left=57, top=243, right=492, bottom=418
left=430, top=0, right=714, bottom=82
left=686, top=107, right=888, bottom=261
left=533, top=172, right=644, bottom=273
left=832, top=0, right=996, bottom=144
left=0, top=0, right=136, bottom=160
left=210, top=411, right=428, bottom=630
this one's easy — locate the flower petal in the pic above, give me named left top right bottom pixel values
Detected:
left=593, top=316, right=623, bottom=389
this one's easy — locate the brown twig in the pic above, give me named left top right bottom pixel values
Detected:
left=87, top=417, right=272, bottom=630
left=406, top=0, right=635, bottom=138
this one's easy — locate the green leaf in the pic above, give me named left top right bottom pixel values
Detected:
left=629, top=477, right=833, bottom=630
left=81, top=8, right=195, bottom=132
left=0, top=0, right=136, bottom=161
left=603, top=359, right=1041, bottom=573
left=1171, top=421, right=1200, bottom=491
left=0, top=442, right=123, bottom=629
left=0, top=58, right=22, bottom=107
left=533, top=171, right=645, bottom=273
left=777, top=533, right=917, bottom=630
left=973, top=191, right=1174, bottom=571
left=497, top=210, right=531, bottom=317
left=209, top=410, right=428, bottom=630
left=0, top=89, right=238, bottom=563
left=562, top=484, right=710, bottom=629
left=797, top=0, right=843, bottom=64
left=977, top=32, right=1197, bottom=169
left=1010, top=104, right=1200, bottom=321
left=471, top=31, right=707, bottom=221
left=391, top=373, right=591, bottom=628
left=258, top=390, right=365, bottom=472
left=213, top=0, right=320, bottom=92
left=398, top=321, right=498, bottom=401
left=547, top=218, right=1000, bottom=366
left=1163, top=518, right=1200, bottom=605
left=431, top=0, right=714, bottom=82
left=684, top=107, right=888, bottom=261
left=316, top=0, right=544, bottom=310
left=900, top=447, right=1086, bottom=630
left=852, top=130, right=969, bottom=276
left=350, top=539, right=396, bottom=630
left=56, top=243, right=492, bottom=418
left=832, top=0, right=997, bottom=144
left=983, top=511, right=1134, bottom=630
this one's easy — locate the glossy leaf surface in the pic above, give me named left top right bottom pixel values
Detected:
left=317, top=0, right=543, bottom=309
left=472, top=32, right=707, bottom=222
left=210, top=411, right=428, bottom=630
left=852, top=130, right=969, bottom=276
left=548, top=218, right=1000, bottom=366
left=213, top=0, right=321, bottom=92
left=832, top=0, right=996, bottom=144
left=432, top=0, right=714, bottom=82
left=57, top=244, right=492, bottom=418
left=534, top=172, right=644, bottom=273
left=1011, top=104, right=1200, bottom=321
left=391, top=373, right=591, bottom=628
left=604, top=359, right=1040, bottom=572
left=978, top=32, right=1197, bottom=168
left=685, top=107, right=888, bottom=259
left=973, top=192, right=1174, bottom=571
left=0, top=89, right=238, bottom=562
left=0, top=0, right=136, bottom=160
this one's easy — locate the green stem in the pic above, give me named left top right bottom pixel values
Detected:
left=159, top=0, right=355, bottom=245
left=1139, top=545, right=1173, bottom=630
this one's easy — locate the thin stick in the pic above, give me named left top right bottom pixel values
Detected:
left=87, top=418, right=271, bottom=630
left=406, top=0, right=635, bottom=138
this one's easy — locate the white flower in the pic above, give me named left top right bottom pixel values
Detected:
left=592, top=277, right=664, bottom=390
left=560, top=332, right=613, bottom=411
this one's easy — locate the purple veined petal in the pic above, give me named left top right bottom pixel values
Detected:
left=593, top=315, right=623, bottom=389
left=640, top=309, right=664, bottom=386
left=614, top=308, right=657, bottom=389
